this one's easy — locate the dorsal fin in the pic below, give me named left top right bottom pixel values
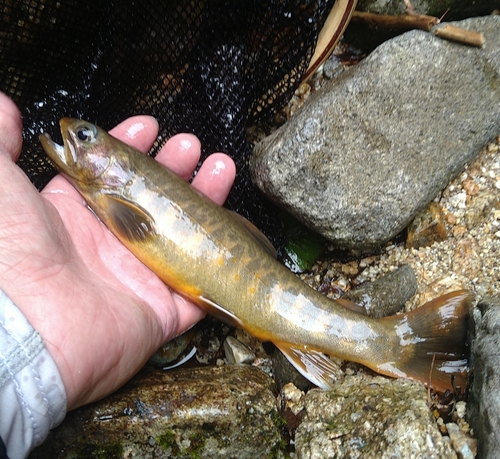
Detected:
left=229, top=210, right=276, bottom=257
left=103, top=195, right=157, bottom=242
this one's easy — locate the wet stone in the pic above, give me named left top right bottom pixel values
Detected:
left=148, top=329, right=197, bottom=367
left=342, top=264, right=417, bottom=317
left=295, top=375, right=457, bottom=459
left=30, top=365, right=285, bottom=459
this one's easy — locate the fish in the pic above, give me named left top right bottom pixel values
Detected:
left=40, top=118, right=473, bottom=392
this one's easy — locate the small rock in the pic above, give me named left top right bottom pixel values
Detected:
left=451, top=237, right=481, bottom=279
left=342, top=264, right=418, bottom=317
left=323, top=56, right=344, bottom=80
left=278, top=383, right=306, bottom=439
left=446, top=423, right=477, bottom=459
left=279, top=382, right=305, bottom=415
left=295, top=375, right=457, bottom=459
left=465, top=191, right=500, bottom=229
left=452, top=401, right=467, bottom=422
left=148, top=329, right=196, bottom=367
left=406, top=202, right=448, bottom=249
left=223, top=336, right=256, bottom=364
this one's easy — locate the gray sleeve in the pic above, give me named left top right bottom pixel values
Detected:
left=0, top=290, right=67, bottom=459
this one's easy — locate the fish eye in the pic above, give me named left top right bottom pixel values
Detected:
left=76, top=125, right=97, bottom=143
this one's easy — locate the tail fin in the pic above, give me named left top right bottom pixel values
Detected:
left=379, top=290, right=473, bottom=393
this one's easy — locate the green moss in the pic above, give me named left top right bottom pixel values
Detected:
left=185, top=432, right=206, bottom=459
left=268, top=410, right=290, bottom=459
left=157, top=430, right=207, bottom=458
left=71, top=442, right=123, bottom=459
left=270, top=410, right=287, bottom=430
left=269, top=438, right=290, bottom=459
left=157, top=430, right=180, bottom=455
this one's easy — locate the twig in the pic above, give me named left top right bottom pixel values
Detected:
left=351, top=10, right=485, bottom=47
left=433, top=24, right=485, bottom=47
left=427, top=353, right=436, bottom=404
left=351, top=10, right=438, bottom=31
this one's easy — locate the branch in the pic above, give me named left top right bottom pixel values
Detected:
left=351, top=10, right=485, bottom=47
left=351, top=10, right=438, bottom=31
left=433, top=24, right=485, bottom=47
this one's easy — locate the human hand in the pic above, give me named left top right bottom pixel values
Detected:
left=0, top=92, right=236, bottom=410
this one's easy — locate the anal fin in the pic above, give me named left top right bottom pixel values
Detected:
left=276, top=342, right=342, bottom=389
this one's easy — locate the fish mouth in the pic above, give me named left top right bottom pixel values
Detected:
left=40, top=118, right=78, bottom=173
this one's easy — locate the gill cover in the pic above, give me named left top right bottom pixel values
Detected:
left=40, top=118, right=112, bottom=182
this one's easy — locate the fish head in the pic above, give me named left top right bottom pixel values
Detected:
left=40, top=118, right=123, bottom=189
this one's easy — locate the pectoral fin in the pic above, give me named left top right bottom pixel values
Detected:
left=198, top=295, right=245, bottom=329
left=104, top=195, right=157, bottom=242
left=276, top=342, right=341, bottom=389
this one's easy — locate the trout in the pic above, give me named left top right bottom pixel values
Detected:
left=40, top=119, right=472, bottom=392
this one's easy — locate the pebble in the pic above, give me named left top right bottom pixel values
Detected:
left=406, top=202, right=448, bottom=249
left=446, top=423, right=477, bottom=459
left=223, top=336, right=256, bottom=364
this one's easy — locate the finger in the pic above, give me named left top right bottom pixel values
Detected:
left=41, top=174, right=89, bottom=205
left=155, top=133, right=201, bottom=180
left=192, top=153, right=236, bottom=205
left=0, top=92, right=22, bottom=161
left=109, top=116, right=159, bottom=153
left=169, top=293, right=207, bottom=339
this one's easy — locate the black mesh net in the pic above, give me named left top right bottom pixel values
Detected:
left=1, top=0, right=335, bottom=244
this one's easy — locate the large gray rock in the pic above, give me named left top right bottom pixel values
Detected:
left=468, top=297, right=500, bottom=459
left=30, top=365, right=285, bottom=459
left=295, top=375, right=457, bottom=459
left=250, top=16, right=500, bottom=250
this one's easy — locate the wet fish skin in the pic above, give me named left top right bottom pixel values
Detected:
left=40, top=119, right=473, bottom=392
